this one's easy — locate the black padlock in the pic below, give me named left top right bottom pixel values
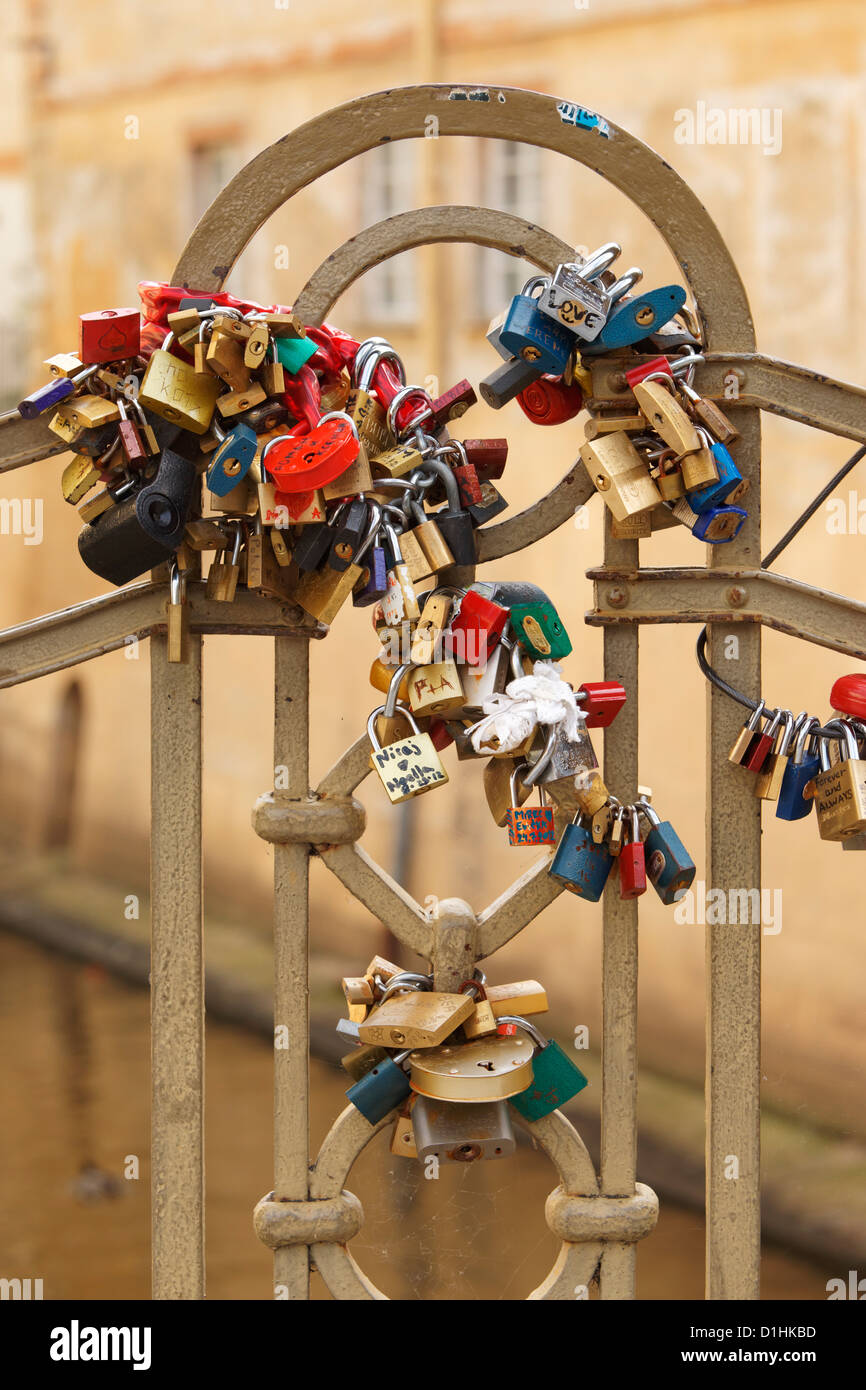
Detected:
left=328, top=496, right=369, bottom=572
left=473, top=579, right=550, bottom=608
left=468, top=480, right=509, bottom=525
left=420, top=458, right=477, bottom=566
left=479, top=355, right=543, bottom=410
left=292, top=520, right=334, bottom=572
left=78, top=446, right=197, bottom=585
left=135, top=446, right=198, bottom=549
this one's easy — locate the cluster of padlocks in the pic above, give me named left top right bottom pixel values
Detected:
left=338, top=957, right=588, bottom=1164
left=728, top=674, right=866, bottom=845
left=481, top=242, right=748, bottom=543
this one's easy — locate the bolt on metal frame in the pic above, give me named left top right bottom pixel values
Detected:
left=2, top=85, right=865, bottom=1300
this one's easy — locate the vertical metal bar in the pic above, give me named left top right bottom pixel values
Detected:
left=272, top=635, right=311, bottom=1300
left=150, top=631, right=205, bottom=1299
left=706, top=407, right=762, bottom=1300
left=599, top=522, right=640, bottom=1301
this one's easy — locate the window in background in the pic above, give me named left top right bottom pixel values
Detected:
left=189, top=137, right=243, bottom=226
left=360, top=142, right=419, bottom=323
left=476, top=140, right=545, bottom=321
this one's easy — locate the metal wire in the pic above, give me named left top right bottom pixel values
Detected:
left=697, top=441, right=866, bottom=733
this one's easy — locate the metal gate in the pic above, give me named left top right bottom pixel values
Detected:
left=3, top=84, right=866, bottom=1301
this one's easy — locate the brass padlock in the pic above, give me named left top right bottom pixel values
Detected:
left=579, top=430, right=662, bottom=521
left=410, top=593, right=452, bottom=667
left=61, top=456, right=101, bottom=505
left=139, top=337, right=221, bottom=434
left=632, top=376, right=702, bottom=456
left=367, top=702, right=448, bottom=803
left=486, top=980, right=549, bottom=1018
left=407, top=660, right=465, bottom=718
left=166, top=561, right=187, bottom=665
left=390, top=1106, right=418, bottom=1159
left=812, top=722, right=866, bottom=841
left=460, top=980, right=498, bottom=1040
left=358, top=990, right=474, bottom=1049
left=408, top=1033, right=534, bottom=1102
left=483, top=757, right=532, bottom=828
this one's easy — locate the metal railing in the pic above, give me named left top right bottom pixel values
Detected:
left=3, top=85, right=866, bottom=1301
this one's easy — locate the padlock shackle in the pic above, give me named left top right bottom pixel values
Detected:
left=494, top=1014, right=548, bottom=1050
left=384, top=663, right=415, bottom=717
left=378, top=971, right=431, bottom=1003
left=607, top=265, right=643, bottom=304
left=578, top=240, right=621, bottom=280
left=386, top=384, right=433, bottom=439
left=414, top=455, right=461, bottom=513
left=366, top=699, right=421, bottom=749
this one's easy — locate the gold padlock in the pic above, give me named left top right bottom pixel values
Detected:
left=139, top=344, right=221, bottom=434
left=483, top=757, right=532, bottom=827
left=812, top=723, right=866, bottom=841
left=633, top=377, right=702, bottom=456
left=56, top=394, right=120, bottom=430
left=358, top=990, right=474, bottom=1049
left=408, top=1034, right=534, bottom=1102
left=579, top=430, right=662, bottom=521
left=460, top=981, right=498, bottom=1040
left=367, top=702, right=448, bottom=803
left=61, top=456, right=101, bottom=505
left=390, top=1105, right=418, bottom=1159
left=410, top=594, right=452, bottom=667
left=487, top=980, right=549, bottom=1018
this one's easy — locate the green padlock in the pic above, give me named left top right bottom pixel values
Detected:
left=508, top=600, right=573, bottom=661
left=503, top=1015, right=588, bottom=1120
left=275, top=335, right=318, bottom=375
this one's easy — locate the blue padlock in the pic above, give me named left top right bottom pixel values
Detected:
left=346, top=1049, right=412, bottom=1124
left=671, top=496, right=747, bottom=543
left=592, top=284, right=687, bottom=351
left=549, top=815, right=614, bottom=901
left=18, top=375, right=77, bottom=418
left=687, top=441, right=748, bottom=513
left=500, top=276, right=574, bottom=375
left=636, top=801, right=695, bottom=905
left=207, top=421, right=257, bottom=497
left=776, top=716, right=820, bottom=822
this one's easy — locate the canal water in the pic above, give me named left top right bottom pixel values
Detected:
left=0, top=933, right=828, bottom=1301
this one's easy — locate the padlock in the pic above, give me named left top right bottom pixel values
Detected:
left=462, top=438, right=508, bottom=481
left=341, top=1043, right=389, bottom=1083
left=207, top=420, right=257, bottom=497
left=505, top=766, right=556, bottom=847
left=215, top=381, right=267, bottom=419
left=44, top=351, right=85, bottom=378
left=483, top=756, right=533, bottom=828
left=508, top=597, right=572, bottom=661
left=138, top=333, right=221, bottom=433
left=618, top=807, right=647, bottom=899
left=346, top=1050, right=412, bottom=1124
left=410, top=1094, right=515, bottom=1163
left=359, top=989, right=474, bottom=1049
left=380, top=521, right=421, bottom=625
left=274, top=333, right=318, bottom=375
left=479, top=354, right=543, bottom=410
left=263, top=412, right=360, bottom=493
left=61, top=455, right=101, bottom=505
left=549, top=812, right=614, bottom=900
left=206, top=520, right=243, bottom=602
left=405, top=493, right=455, bottom=575
left=407, top=659, right=465, bottom=718
left=79, top=307, right=140, bottom=363
left=632, top=377, right=702, bottom=457
left=593, top=284, right=687, bottom=350
left=486, top=980, right=549, bottom=1017
left=500, top=276, right=574, bottom=374
left=410, top=592, right=452, bottom=666
left=671, top=361, right=740, bottom=443
left=367, top=702, right=448, bottom=802
left=635, top=801, right=696, bottom=904
left=670, top=495, right=748, bottom=542
left=829, top=674, right=866, bottom=720
left=572, top=769, right=610, bottom=818
left=290, top=519, right=335, bottom=573
left=728, top=699, right=769, bottom=767
left=20, top=372, right=85, bottom=418
left=206, top=323, right=252, bottom=392
left=679, top=426, right=720, bottom=492
left=322, top=433, right=373, bottom=500
left=536, top=261, right=611, bottom=341
left=685, top=440, right=748, bottom=512
left=516, top=374, right=584, bottom=426
left=457, top=636, right=515, bottom=716
left=754, top=710, right=796, bottom=801
left=77, top=477, right=181, bottom=588
left=580, top=430, right=662, bottom=522
left=522, top=718, right=599, bottom=815
left=243, top=319, right=270, bottom=370
left=503, top=1016, right=588, bottom=1121
left=576, top=680, right=627, bottom=729
left=459, top=980, right=498, bottom=1039
left=811, top=721, right=866, bottom=841
left=776, top=716, right=820, bottom=822
left=743, top=706, right=783, bottom=775
left=352, top=516, right=389, bottom=608
left=408, top=1032, right=534, bottom=1102
left=468, top=479, right=509, bottom=526
left=51, top=393, right=120, bottom=432
left=328, top=496, right=369, bottom=572
left=114, top=398, right=147, bottom=467
left=294, top=501, right=382, bottom=624
left=345, top=345, right=397, bottom=455
left=583, top=412, right=646, bottom=440
left=259, top=339, right=286, bottom=397
left=446, top=587, right=508, bottom=667
left=419, top=458, right=477, bottom=567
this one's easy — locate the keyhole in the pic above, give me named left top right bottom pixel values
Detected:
left=476, top=1060, right=495, bottom=1072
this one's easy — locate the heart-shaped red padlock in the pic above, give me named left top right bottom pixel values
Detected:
left=830, top=673, right=866, bottom=719
left=516, top=375, right=583, bottom=426
left=263, top=412, right=359, bottom=493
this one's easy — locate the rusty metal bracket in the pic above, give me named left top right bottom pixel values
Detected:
left=587, top=566, right=866, bottom=660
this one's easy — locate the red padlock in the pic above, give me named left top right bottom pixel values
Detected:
left=830, top=674, right=866, bottom=720
left=283, top=363, right=322, bottom=435
left=516, top=375, right=583, bottom=426
left=577, top=680, right=627, bottom=729
left=453, top=461, right=482, bottom=507
left=447, top=590, right=509, bottom=667
left=462, top=439, right=508, bottom=480
left=624, top=355, right=674, bottom=390
left=428, top=719, right=455, bottom=752
left=263, top=414, right=359, bottom=493
left=742, top=707, right=779, bottom=773
left=79, top=308, right=141, bottom=364
left=619, top=808, right=647, bottom=900
left=425, top=379, right=477, bottom=429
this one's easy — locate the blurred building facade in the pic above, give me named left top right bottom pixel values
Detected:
left=1, top=0, right=865, bottom=1133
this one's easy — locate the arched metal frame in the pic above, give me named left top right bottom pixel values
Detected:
left=2, top=84, right=866, bottom=1301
